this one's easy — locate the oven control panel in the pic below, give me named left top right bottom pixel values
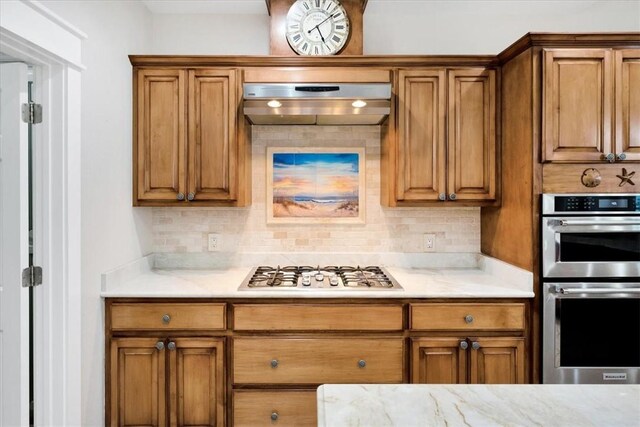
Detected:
left=544, top=194, right=640, bottom=214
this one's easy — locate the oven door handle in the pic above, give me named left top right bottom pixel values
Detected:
left=550, top=219, right=640, bottom=227
left=555, top=286, right=640, bottom=295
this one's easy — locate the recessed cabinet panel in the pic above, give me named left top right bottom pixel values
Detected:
left=169, top=338, right=225, bottom=427
left=397, top=70, right=446, bottom=201
left=136, top=69, right=186, bottom=202
left=189, top=70, right=237, bottom=201
left=110, top=338, right=166, bottom=427
left=469, top=337, right=526, bottom=384
left=411, top=338, right=466, bottom=384
left=448, top=69, right=497, bottom=201
left=543, top=49, right=613, bottom=162
left=615, top=49, right=640, bottom=161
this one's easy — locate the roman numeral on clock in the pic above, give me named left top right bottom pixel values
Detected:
left=332, top=35, right=342, bottom=43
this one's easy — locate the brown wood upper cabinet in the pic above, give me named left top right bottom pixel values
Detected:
left=395, top=67, right=497, bottom=204
left=542, top=48, right=640, bottom=163
left=134, top=68, right=248, bottom=206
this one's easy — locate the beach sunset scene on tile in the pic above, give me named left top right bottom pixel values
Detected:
left=272, top=152, right=360, bottom=218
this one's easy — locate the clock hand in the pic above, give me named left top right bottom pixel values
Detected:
left=307, top=13, right=338, bottom=34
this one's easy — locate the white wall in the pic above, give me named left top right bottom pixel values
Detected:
left=33, top=1, right=153, bottom=425
left=150, top=14, right=270, bottom=54
left=364, top=0, right=640, bottom=54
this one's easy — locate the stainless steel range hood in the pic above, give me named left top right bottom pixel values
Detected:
left=243, top=83, right=391, bottom=125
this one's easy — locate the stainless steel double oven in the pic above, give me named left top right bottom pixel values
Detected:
left=542, top=194, right=640, bottom=384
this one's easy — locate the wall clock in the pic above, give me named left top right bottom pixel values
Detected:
left=285, top=0, right=351, bottom=56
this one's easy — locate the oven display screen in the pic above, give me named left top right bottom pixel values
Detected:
left=599, top=199, right=628, bottom=209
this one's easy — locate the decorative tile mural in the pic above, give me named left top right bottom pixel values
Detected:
left=267, top=147, right=365, bottom=224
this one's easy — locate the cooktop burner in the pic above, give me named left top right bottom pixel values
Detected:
left=239, top=265, right=402, bottom=290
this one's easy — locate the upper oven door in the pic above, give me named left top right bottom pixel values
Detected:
left=542, top=216, right=640, bottom=278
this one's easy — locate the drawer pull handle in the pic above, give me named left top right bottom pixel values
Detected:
left=271, top=412, right=279, bottom=421
left=459, top=340, right=468, bottom=350
left=162, top=314, right=171, bottom=324
left=464, top=315, right=474, bottom=324
left=167, top=341, right=176, bottom=351
left=271, top=359, right=279, bottom=368
left=471, top=341, right=481, bottom=350
left=358, top=359, right=366, bottom=368
left=155, top=341, right=165, bottom=351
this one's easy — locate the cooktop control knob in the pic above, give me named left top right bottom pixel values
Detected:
left=329, top=275, right=339, bottom=286
left=315, top=272, right=324, bottom=281
left=302, top=274, right=311, bottom=286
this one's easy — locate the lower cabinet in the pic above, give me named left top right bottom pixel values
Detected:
left=411, top=336, right=525, bottom=384
left=109, top=337, right=225, bottom=427
left=232, top=390, right=317, bottom=427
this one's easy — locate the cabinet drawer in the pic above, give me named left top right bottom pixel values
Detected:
left=110, top=303, right=226, bottom=331
left=233, top=304, right=403, bottom=331
left=233, top=390, right=317, bottom=427
left=233, top=338, right=404, bottom=384
left=410, top=303, right=525, bottom=331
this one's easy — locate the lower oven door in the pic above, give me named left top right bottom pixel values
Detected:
left=543, top=282, right=640, bottom=384
left=542, top=216, right=640, bottom=277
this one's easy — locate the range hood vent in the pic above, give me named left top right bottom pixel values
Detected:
left=243, top=83, right=391, bottom=126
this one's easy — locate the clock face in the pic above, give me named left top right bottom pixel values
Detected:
left=285, top=0, right=350, bottom=56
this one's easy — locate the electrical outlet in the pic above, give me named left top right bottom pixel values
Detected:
left=208, top=233, right=221, bottom=252
left=423, top=233, right=436, bottom=252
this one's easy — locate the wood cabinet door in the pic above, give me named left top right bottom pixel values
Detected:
left=468, top=337, right=525, bottom=384
left=109, top=338, right=166, bottom=427
left=410, top=338, right=467, bottom=384
left=188, top=69, right=238, bottom=202
left=168, top=338, right=225, bottom=427
left=447, top=68, right=497, bottom=201
left=135, top=69, right=187, bottom=203
left=615, top=49, right=640, bottom=161
left=396, top=70, right=446, bottom=201
left=543, top=49, right=613, bottom=162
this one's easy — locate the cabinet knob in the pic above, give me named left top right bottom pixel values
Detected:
left=464, top=315, right=474, bottom=324
left=271, top=359, right=279, bottom=368
left=187, top=192, right=195, bottom=201
left=449, top=193, right=457, bottom=201
left=155, top=341, right=165, bottom=351
left=605, top=153, right=615, bottom=163
left=471, top=341, right=481, bottom=350
left=167, top=341, right=176, bottom=351
left=617, top=153, right=627, bottom=161
left=271, top=412, right=279, bottom=421
left=162, top=314, right=171, bottom=324
left=459, top=340, right=469, bottom=350
left=176, top=192, right=185, bottom=201
left=358, top=359, right=366, bottom=368
left=438, top=193, right=446, bottom=201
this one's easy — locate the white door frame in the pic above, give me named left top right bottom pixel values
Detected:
left=0, top=1, right=84, bottom=425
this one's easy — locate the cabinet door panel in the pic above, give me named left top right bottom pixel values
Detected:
left=188, top=70, right=237, bottom=201
left=615, top=49, right=640, bottom=161
left=411, top=338, right=467, bottom=384
left=543, top=49, right=613, bottom=162
left=469, top=337, right=525, bottom=384
left=397, top=70, right=446, bottom=201
left=110, top=338, right=166, bottom=427
left=168, top=338, right=225, bottom=427
left=136, top=69, right=186, bottom=202
left=447, top=68, right=497, bottom=201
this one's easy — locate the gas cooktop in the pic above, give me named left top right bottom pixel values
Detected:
left=238, top=265, right=403, bottom=291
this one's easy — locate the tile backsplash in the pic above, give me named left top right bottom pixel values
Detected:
left=152, top=126, right=480, bottom=253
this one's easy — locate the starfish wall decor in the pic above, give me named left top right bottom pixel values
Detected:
left=616, top=168, right=636, bottom=187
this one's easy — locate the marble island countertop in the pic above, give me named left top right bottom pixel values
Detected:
left=101, top=253, right=533, bottom=299
left=317, top=384, right=640, bottom=427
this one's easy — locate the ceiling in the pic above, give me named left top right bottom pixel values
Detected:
left=142, top=0, right=395, bottom=14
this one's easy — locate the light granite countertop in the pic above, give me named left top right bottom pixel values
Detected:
left=101, top=253, right=534, bottom=299
left=317, top=384, right=640, bottom=427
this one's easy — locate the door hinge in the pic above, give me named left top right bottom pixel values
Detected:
left=22, top=266, right=43, bottom=288
left=21, top=102, right=42, bottom=124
